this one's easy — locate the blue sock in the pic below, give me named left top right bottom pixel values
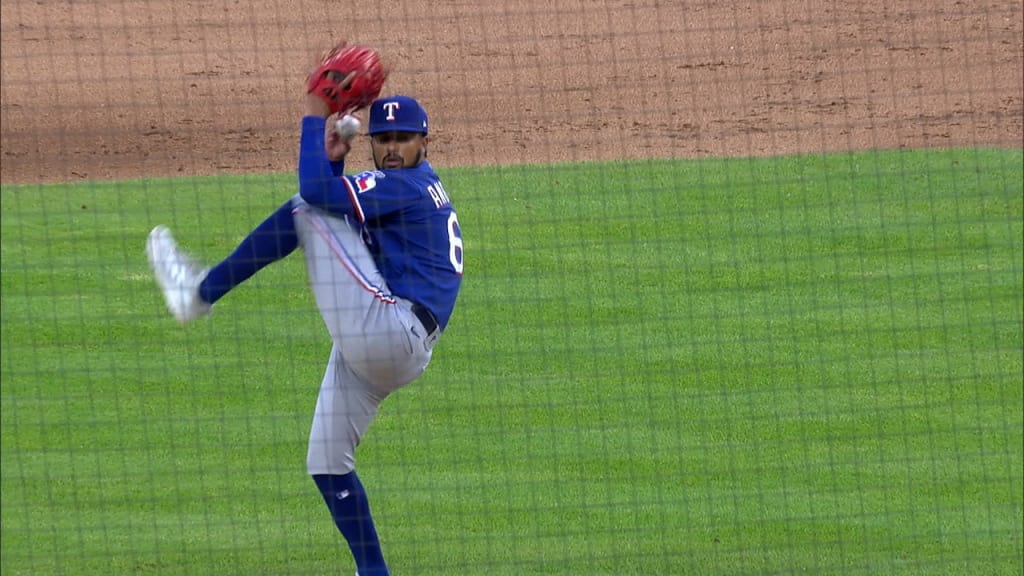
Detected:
left=313, top=472, right=389, bottom=576
left=198, top=200, right=299, bottom=305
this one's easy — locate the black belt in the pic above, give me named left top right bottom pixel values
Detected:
left=411, top=303, right=439, bottom=335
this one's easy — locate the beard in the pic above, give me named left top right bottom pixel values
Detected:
left=374, top=148, right=423, bottom=170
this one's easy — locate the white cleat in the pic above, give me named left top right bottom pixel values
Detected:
left=146, top=225, right=212, bottom=324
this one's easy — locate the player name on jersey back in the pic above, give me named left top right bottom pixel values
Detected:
left=426, top=180, right=451, bottom=209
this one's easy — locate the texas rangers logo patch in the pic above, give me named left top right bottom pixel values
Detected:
left=353, top=171, right=380, bottom=193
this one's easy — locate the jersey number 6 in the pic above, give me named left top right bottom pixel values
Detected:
left=448, top=212, right=464, bottom=275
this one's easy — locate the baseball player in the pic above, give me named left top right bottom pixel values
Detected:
left=146, top=51, right=463, bottom=574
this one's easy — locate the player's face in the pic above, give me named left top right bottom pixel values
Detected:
left=370, top=131, right=428, bottom=169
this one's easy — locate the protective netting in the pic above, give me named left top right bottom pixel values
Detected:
left=1, top=1, right=1021, bottom=575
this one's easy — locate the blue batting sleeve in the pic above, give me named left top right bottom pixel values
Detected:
left=298, top=116, right=354, bottom=218
left=198, top=199, right=299, bottom=305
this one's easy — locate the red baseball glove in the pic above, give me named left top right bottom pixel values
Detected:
left=307, top=42, right=387, bottom=115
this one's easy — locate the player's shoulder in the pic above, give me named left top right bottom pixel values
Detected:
left=342, top=169, right=388, bottom=195
left=346, top=163, right=442, bottom=196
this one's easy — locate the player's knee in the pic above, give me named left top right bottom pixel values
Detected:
left=307, top=443, right=357, bottom=475
left=307, top=458, right=355, bottom=476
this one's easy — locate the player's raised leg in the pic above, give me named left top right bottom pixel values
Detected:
left=146, top=199, right=300, bottom=324
left=146, top=225, right=212, bottom=324
left=292, top=201, right=431, bottom=390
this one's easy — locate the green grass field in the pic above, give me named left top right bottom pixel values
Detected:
left=2, top=148, right=1022, bottom=575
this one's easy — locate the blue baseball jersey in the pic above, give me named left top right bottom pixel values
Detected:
left=337, top=164, right=463, bottom=329
left=296, top=117, right=462, bottom=329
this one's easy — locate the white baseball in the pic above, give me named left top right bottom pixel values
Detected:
left=335, top=114, right=361, bottom=139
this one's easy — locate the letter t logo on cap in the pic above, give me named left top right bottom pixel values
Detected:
left=383, top=102, right=400, bottom=121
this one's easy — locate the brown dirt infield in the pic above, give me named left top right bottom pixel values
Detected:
left=1, top=1, right=1021, bottom=185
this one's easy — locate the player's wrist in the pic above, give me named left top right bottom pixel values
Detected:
left=304, top=93, right=332, bottom=118
left=301, top=116, right=328, bottom=132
